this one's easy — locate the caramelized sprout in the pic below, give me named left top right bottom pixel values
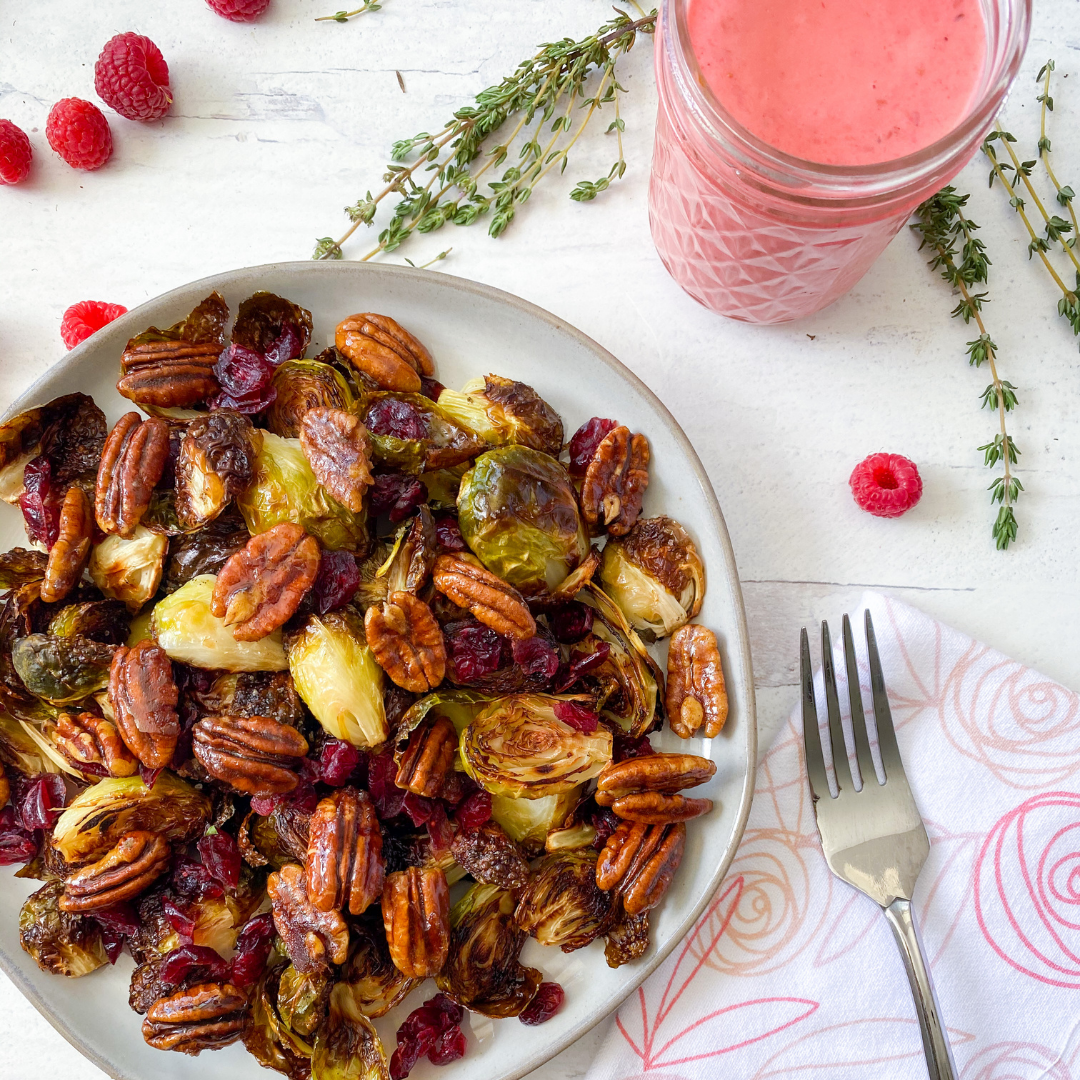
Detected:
left=514, top=850, right=613, bottom=951
left=265, top=359, right=355, bottom=439
left=337, top=920, right=421, bottom=1019
left=88, top=527, right=168, bottom=612
left=362, top=392, right=487, bottom=475
left=245, top=965, right=316, bottom=1077
left=437, top=375, right=563, bottom=456
left=19, top=881, right=108, bottom=977
left=175, top=410, right=261, bottom=530
left=47, top=600, right=131, bottom=644
left=11, top=634, right=115, bottom=704
left=490, top=789, right=581, bottom=856
left=311, top=982, right=391, bottom=1080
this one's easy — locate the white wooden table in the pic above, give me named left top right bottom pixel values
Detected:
left=1, top=1, right=1076, bottom=1076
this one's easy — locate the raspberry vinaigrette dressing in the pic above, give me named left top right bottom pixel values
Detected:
left=647, top=0, right=1028, bottom=324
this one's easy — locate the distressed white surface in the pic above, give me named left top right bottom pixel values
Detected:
left=2, top=0, right=1079, bottom=1077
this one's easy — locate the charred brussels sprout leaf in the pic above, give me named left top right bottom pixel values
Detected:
left=438, top=375, right=563, bottom=457
left=460, top=693, right=611, bottom=799
left=265, top=359, right=355, bottom=439
left=436, top=883, right=542, bottom=1017
left=0, top=713, right=68, bottom=776
left=490, top=789, right=582, bottom=855
left=88, top=527, right=168, bottom=612
left=245, top=965, right=317, bottom=1077
left=337, top=919, right=421, bottom=1019
left=11, top=634, right=116, bottom=704
left=175, top=410, right=261, bottom=530
left=311, top=983, right=391, bottom=1080
left=362, top=392, right=487, bottom=475
left=515, top=850, right=613, bottom=951
left=239, top=431, right=369, bottom=552
left=126, top=291, right=229, bottom=351
left=457, top=446, right=589, bottom=593
left=232, top=292, right=313, bottom=360
left=277, top=964, right=331, bottom=1038
left=0, top=548, right=48, bottom=589
left=0, top=582, right=56, bottom=723
left=19, top=881, right=108, bottom=977
left=47, top=600, right=131, bottom=645
left=164, top=509, right=251, bottom=593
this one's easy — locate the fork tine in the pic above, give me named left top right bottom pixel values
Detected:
left=842, top=613, right=878, bottom=787
left=865, top=609, right=903, bottom=780
left=821, top=621, right=853, bottom=793
left=800, top=628, right=829, bottom=801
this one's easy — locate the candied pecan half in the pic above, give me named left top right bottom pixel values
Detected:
left=335, top=313, right=434, bottom=393
left=394, top=714, right=457, bottom=798
left=595, top=753, right=716, bottom=806
left=450, top=821, right=530, bottom=890
left=192, top=714, right=309, bottom=797
left=610, top=791, right=712, bottom=823
left=299, top=407, right=374, bottom=514
left=305, top=787, right=385, bottom=915
left=579, top=425, right=649, bottom=536
left=118, top=340, right=221, bottom=409
left=666, top=623, right=729, bottom=739
left=57, top=711, right=138, bottom=777
left=268, top=863, right=349, bottom=975
left=109, top=641, right=180, bottom=769
left=432, top=555, right=536, bottom=640
left=60, top=831, right=171, bottom=913
left=596, top=820, right=685, bottom=915
left=211, top=523, right=320, bottom=642
left=382, top=866, right=450, bottom=978
left=142, top=982, right=248, bottom=1055
left=95, top=412, right=170, bottom=538
left=365, top=591, right=447, bottom=694
left=40, top=486, right=94, bottom=603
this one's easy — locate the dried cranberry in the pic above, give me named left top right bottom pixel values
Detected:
left=368, top=748, right=406, bottom=820
left=434, top=515, right=466, bottom=552
left=172, top=857, right=224, bottom=901
left=612, top=731, right=656, bottom=762
left=370, top=471, right=428, bottom=523
left=390, top=1038, right=428, bottom=1080
left=425, top=801, right=454, bottom=853
left=13, top=773, right=67, bottom=832
left=591, top=807, right=620, bottom=849
left=98, top=927, right=126, bottom=964
left=366, top=397, right=428, bottom=441
left=454, top=789, right=492, bottom=832
left=139, top=763, right=163, bottom=789
left=438, top=771, right=477, bottom=807
left=313, top=550, right=360, bottom=614
left=402, top=791, right=437, bottom=827
left=197, top=828, right=241, bottom=892
left=427, top=992, right=464, bottom=1027
left=428, top=1024, right=467, bottom=1065
left=208, top=344, right=278, bottom=414
left=512, top=634, right=560, bottom=680
left=553, top=699, right=599, bottom=733
left=444, top=622, right=507, bottom=684
left=0, top=806, right=38, bottom=865
left=18, top=455, right=61, bottom=548
left=159, top=943, right=231, bottom=988
left=251, top=778, right=319, bottom=817
left=519, top=981, right=564, bottom=1025
left=264, top=322, right=303, bottom=366
left=318, top=738, right=364, bottom=787
left=162, top=897, right=197, bottom=941
left=230, top=912, right=276, bottom=988
left=554, top=640, right=611, bottom=692
left=549, top=601, right=593, bottom=643
left=92, top=902, right=141, bottom=937
left=390, top=994, right=465, bottom=1079
left=568, top=418, right=617, bottom=477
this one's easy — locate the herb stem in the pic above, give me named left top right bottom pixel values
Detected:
left=1038, top=60, right=1080, bottom=240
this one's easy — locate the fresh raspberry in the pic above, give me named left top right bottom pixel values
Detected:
left=94, top=33, right=172, bottom=123
left=46, top=99, right=113, bottom=171
left=61, top=301, right=128, bottom=349
left=0, top=119, right=32, bottom=185
left=849, top=453, right=923, bottom=518
left=206, top=0, right=272, bottom=21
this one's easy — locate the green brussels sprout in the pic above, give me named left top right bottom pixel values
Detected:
left=11, top=634, right=115, bottom=704
left=47, top=600, right=131, bottom=644
left=175, top=410, right=261, bottom=530
left=435, top=883, right=543, bottom=1018
left=457, top=445, right=589, bottom=593
left=380, top=506, right=436, bottom=596
left=0, top=582, right=57, bottom=724
left=438, top=375, right=564, bottom=456
left=514, top=849, right=613, bottom=951
left=418, top=464, right=468, bottom=509
left=163, top=508, right=250, bottom=593
left=88, top=527, right=168, bottom=612
left=19, top=881, right=109, bottom=977
left=490, top=788, right=582, bottom=855
left=311, top=982, right=391, bottom=1080
left=245, top=965, right=316, bottom=1077
left=189, top=871, right=265, bottom=955
left=337, top=920, right=421, bottom=1019
left=0, top=713, right=70, bottom=777
left=239, top=431, right=369, bottom=552
left=287, top=609, right=387, bottom=747
left=599, top=516, right=705, bottom=638
left=278, top=964, right=331, bottom=1038
left=265, top=359, right=355, bottom=438
left=361, top=391, right=487, bottom=475
left=460, top=693, right=611, bottom=799
left=51, top=773, right=211, bottom=863
left=243, top=803, right=312, bottom=869
left=150, top=575, right=288, bottom=672
left=0, top=548, right=47, bottom=589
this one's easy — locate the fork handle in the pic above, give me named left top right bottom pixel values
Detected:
left=884, top=898, right=957, bottom=1080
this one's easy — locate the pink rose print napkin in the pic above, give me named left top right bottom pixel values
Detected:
left=586, top=591, right=1080, bottom=1080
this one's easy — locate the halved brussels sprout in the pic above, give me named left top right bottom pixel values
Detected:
left=0, top=549, right=47, bottom=589
left=286, top=609, right=387, bottom=747
left=435, top=883, right=543, bottom=1017
left=19, top=881, right=109, bottom=977
left=265, top=359, right=355, bottom=439
left=311, top=983, right=391, bottom=1080
left=0, top=712, right=66, bottom=776
left=418, top=464, right=468, bottom=509
left=394, top=688, right=490, bottom=748
left=457, top=445, right=589, bottom=593
left=278, top=964, right=331, bottom=1038
left=47, top=600, right=131, bottom=644
left=232, top=291, right=313, bottom=359
left=51, top=773, right=211, bottom=863
left=545, top=821, right=597, bottom=853
left=150, top=575, right=288, bottom=672
left=0, top=583, right=58, bottom=723
left=380, top=506, right=436, bottom=595
left=238, top=431, right=368, bottom=552
left=490, top=788, right=581, bottom=855
left=246, top=965, right=316, bottom=1077
left=11, top=716, right=82, bottom=777
left=438, top=375, right=563, bottom=457
left=88, top=527, right=168, bottom=612
left=460, top=693, right=611, bottom=799
left=599, top=516, right=705, bottom=638
left=175, top=410, right=261, bottom=530
left=190, top=872, right=265, bottom=955
left=11, top=634, right=115, bottom=704
left=514, top=850, right=613, bottom=951
left=362, top=392, right=487, bottom=475
left=337, top=920, right=421, bottom=1019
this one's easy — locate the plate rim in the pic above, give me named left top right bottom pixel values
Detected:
left=0, top=260, right=757, bottom=1080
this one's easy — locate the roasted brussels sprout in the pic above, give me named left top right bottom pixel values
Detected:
left=19, top=881, right=109, bottom=977
left=232, top=291, right=313, bottom=359
left=311, top=983, right=390, bottom=1080
left=163, top=509, right=250, bottom=593
left=11, top=634, right=116, bottom=704
left=381, top=506, right=436, bottom=595
left=514, top=850, right=613, bottom=951
left=238, top=431, right=368, bottom=552
left=457, top=446, right=589, bottom=593
left=277, top=963, right=331, bottom=1038
left=490, top=789, right=581, bottom=855
left=0, top=582, right=59, bottom=723
left=337, top=920, right=421, bottom=1019
left=151, top=575, right=288, bottom=672
left=175, top=410, right=261, bottom=530
left=0, top=712, right=69, bottom=776
left=245, top=965, right=316, bottom=1077
left=88, top=527, right=168, bottom=612
left=436, top=883, right=543, bottom=1017
left=265, top=359, right=355, bottom=439
left=362, top=392, right=487, bottom=475
left=599, top=516, right=705, bottom=637
left=0, top=548, right=47, bottom=589
left=287, top=608, right=387, bottom=747
left=51, top=773, right=211, bottom=863
left=460, top=694, right=611, bottom=799
left=438, top=375, right=563, bottom=457
left=47, top=600, right=131, bottom=644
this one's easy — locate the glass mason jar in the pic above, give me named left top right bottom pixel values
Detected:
left=648, top=0, right=1033, bottom=324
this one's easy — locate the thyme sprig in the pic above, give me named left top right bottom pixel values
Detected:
left=1037, top=60, right=1080, bottom=240
left=313, top=9, right=657, bottom=262
left=316, top=1, right=382, bottom=22
left=913, top=188, right=1022, bottom=550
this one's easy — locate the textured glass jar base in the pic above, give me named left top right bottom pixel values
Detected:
left=648, top=107, right=909, bottom=324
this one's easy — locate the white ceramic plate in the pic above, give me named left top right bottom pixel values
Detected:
left=0, top=262, right=756, bottom=1080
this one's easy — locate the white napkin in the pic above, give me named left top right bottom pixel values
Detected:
left=586, top=591, right=1080, bottom=1079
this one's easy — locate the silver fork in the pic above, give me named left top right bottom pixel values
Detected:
left=801, top=610, right=956, bottom=1080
